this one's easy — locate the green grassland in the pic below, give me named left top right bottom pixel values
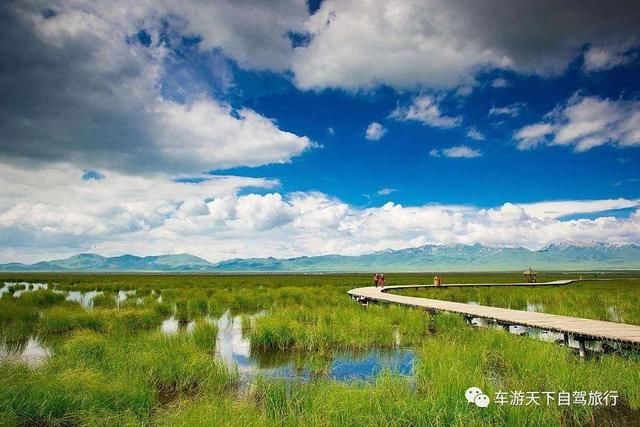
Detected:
left=0, top=272, right=639, bottom=426
left=391, top=277, right=640, bottom=326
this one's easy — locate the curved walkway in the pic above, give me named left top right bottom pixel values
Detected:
left=348, top=280, right=640, bottom=347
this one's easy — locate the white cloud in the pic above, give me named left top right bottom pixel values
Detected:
left=153, top=99, right=312, bottom=170
left=7, top=0, right=638, bottom=106
left=489, top=103, right=525, bottom=117
left=466, top=128, right=486, bottom=141
left=517, top=198, right=640, bottom=219
left=514, top=95, right=640, bottom=152
left=2, top=1, right=640, bottom=264
left=491, top=78, right=510, bottom=88
left=292, top=1, right=501, bottom=90
left=431, top=146, right=482, bottom=158
left=0, top=0, right=313, bottom=174
left=513, top=123, right=554, bottom=150
left=443, top=146, right=482, bottom=158
left=391, top=95, right=461, bottom=129
left=377, top=188, right=397, bottom=196
left=365, top=122, right=387, bottom=141
left=31, top=0, right=309, bottom=73
left=1, top=165, right=639, bottom=263
left=583, top=46, right=633, bottom=72
left=455, top=83, right=476, bottom=97
left=291, top=0, right=640, bottom=90
left=161, top=0, right=308, bottom=71
left=0, top=162, right=279, bottom=256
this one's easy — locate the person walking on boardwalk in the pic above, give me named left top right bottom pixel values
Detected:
left=373, top=273, right=379, bottom=287
left=378, top=273, right=385, bottom=288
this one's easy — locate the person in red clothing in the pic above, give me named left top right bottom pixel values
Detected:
left=378, top=273, right=385, bottom=288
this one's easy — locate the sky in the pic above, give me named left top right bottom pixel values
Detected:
left=0, top=0, right=639, bottom=263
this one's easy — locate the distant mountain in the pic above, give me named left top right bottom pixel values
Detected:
left=0, top=253, right=214, bottom=272
left=1, top=243, right=639, bottom=272
left=211, top=243, right=640, bottom=272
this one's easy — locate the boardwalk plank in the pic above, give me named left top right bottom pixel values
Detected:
left=348, top=282, right=640, bottom=346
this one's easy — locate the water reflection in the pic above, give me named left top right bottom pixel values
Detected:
left=0, top=337, right=52, bottom=367
left=66, top=290, right=102, bottom=309
left=608, top=306, right=623, bottom=322
left=469, top=317, right=613, bottom=353
left=161, top=317, right=195, bottom=335
left=1, top=282, right=48, bottom=298
left=214, top=311, right=415, bottom=385
left=526, top=302, right=545, bottom=313
left=215, top=311, right=251, bottom=374
left=116, top=290, right=136, bottom=308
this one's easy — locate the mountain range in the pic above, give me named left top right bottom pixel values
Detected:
left=1, top=242, right=639, bottom=272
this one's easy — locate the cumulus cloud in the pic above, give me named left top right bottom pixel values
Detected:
left=1, top=164, right=639, bottom=263
left=153, top=99, right=312, bottom=170
left=292, top=0, right=640, bottom=90
left=2, top=0, right=639, bottom=264
left=430, top=146, right=482, bottom=158
left=391, top=95, right=461, bottom=129
left=514, top=94, right=640, bottom=152
left=365, top=122, right=387, bottom=141
left=6, top=0, right=638, bottom=111
left=0, top=162, right=278, bottom=256
left=161, top=0, right=308, bottom=71
left=0, top=0, right=312, bottom=175
left=0, top=162, right=278, bottom=229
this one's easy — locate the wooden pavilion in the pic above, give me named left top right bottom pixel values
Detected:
left=523, top=267, right=537, bottom=283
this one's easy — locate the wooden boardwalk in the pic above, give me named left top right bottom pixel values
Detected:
left=348, top=281, right=640, bottom=348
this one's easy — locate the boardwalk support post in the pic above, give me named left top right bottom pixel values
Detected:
left=578, top=339, right=586, bottom=358
left=348, top=281, right=640, bottom=352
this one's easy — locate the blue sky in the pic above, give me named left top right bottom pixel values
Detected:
left=0, top=0, right=639, bottom=262
left=162, top=32, right=640, bottom=208
left=221, top=66, right=640, bottom=208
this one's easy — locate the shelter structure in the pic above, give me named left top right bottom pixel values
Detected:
left=523, top=267, right=537, bottom=283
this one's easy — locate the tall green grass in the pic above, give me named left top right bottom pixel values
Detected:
left=192, top=320, right=218, bottom=352
left=394, top=279, right=640, bottom=325
left=1, top=272, right=639, bottom=426
left=156, top=396, right=263, bottom=427
left=251, top=305, right=430, bottom=351
left=416, top=313, right=640, bottom=426
left=0, top=328, right=237, bottom=425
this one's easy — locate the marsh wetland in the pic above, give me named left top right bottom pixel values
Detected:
left=0, top=273, right=639, bottom=426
